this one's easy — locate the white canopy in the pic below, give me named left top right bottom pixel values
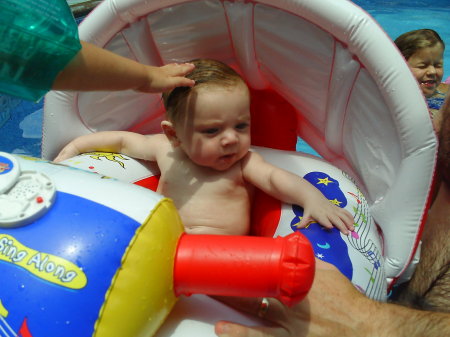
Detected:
left=43, top=0, right=437, bottom=285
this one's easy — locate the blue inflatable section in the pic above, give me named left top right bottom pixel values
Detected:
left=290, top=172, right=353, bottom=280
left=0, top=191, right=140, bottom=336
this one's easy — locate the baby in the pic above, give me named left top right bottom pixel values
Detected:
left=55, top=59, right=355, bottom=236
left=395, top=29, right=449, bottom=124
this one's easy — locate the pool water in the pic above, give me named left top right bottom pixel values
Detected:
left=0, top=95, right=43, bottom=156
left=353, top=0, right=450, bottom=78
left=1, top=1, right=449, bottom=157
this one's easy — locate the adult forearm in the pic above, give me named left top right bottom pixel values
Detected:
left=314, top=263, right=450, bottom=337
left=214, top=260, right=450, bottom=337
left=52, top=41, right=149, bottom=92
left=303, top=272, right=450, bottom=337
left=371, top=302, right=450, bottom=337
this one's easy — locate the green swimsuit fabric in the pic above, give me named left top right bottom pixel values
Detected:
left=0, top=0, right=81, bottom=101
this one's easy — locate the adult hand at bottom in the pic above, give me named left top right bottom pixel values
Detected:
left=214, top=259, right=368, bottom=337
left=214, top=258, right=450, bottom=337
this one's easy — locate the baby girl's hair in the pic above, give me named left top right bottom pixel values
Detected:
left=394, top=29, right=445, bottom=60
left=162, top=58, right=246, bottom=123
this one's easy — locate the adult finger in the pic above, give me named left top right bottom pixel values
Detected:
left=215, top=321, right=289, bottom=337
left=212, top=296, right=288, bottom=327
left=169, top=62, right=195, bottom=76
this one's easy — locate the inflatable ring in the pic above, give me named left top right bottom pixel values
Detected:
left=61, top=147, right=387, bottom=301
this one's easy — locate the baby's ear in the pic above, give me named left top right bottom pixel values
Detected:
left=161, top=120, right=180, bottom=147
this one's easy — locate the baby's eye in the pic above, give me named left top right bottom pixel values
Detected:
left=201, top=128, right=219, bottom=135
left=435, top=63, right=443, bottom=68
left=235, top=122, right=249, bottom=130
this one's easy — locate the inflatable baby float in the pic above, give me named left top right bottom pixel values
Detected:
left=4, top=0, right=440, bottom=336
left=0, top=151, right=314, bottom=336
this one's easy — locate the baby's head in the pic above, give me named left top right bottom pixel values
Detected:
left=395, top=29, right=445, bottom=98
left=163, top=59, right=247, bottom=122
left=162, top=59, right=251, bottom=170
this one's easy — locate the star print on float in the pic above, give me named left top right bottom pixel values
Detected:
left=290, top=172, right=353, bottom=280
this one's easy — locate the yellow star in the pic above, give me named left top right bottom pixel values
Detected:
left=330, top=198, right=342, bottom=206
left=317, top=177, right=333, bottom=186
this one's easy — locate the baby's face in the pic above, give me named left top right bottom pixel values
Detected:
left=407, top=43, right=444, bottom=98
left=175, top=82, right=251, bottom=171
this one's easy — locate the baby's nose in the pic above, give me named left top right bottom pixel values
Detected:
left=221, top=130, right=238, bottom=146
left=426, top=65, right=437, bottom=75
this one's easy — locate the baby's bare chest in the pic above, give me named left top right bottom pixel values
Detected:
left=157, top=159, right=252, bottom=234
left=159, top=161, right=248, bottom=203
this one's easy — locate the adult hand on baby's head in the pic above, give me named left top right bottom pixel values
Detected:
left=214, top=259, right=369, bottom=337
left=136, top=63, right=195, bottom=93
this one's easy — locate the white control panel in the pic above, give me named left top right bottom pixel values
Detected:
left=0, top=152, right=56, bottom=228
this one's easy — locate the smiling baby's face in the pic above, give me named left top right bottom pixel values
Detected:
left=407, top=43, right=444, bottom=98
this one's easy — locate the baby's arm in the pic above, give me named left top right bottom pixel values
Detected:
left=54, top=131, right=163, bottom=163
left=242, top=152, right=355, bottom=235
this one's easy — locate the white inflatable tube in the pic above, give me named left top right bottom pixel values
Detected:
left=62, top=147, right=388, bottom=302
left=55, top=147, right=386, bottom=336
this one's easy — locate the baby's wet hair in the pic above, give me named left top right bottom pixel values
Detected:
left=162, top=59, right=246, bottom=123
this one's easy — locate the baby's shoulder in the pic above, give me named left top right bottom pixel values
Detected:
left=145, top=132, right=168, bottom=140
left=438, top=82, right=449, bottom=94
left=141, top=133, right=172, bottom=160
left=243, top=149, right=263, bottom=163
left=145, top=133, right=171, bottom=147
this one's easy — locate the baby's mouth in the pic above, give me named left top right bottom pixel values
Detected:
left=219, top=153, right=236, bottom=162
left=421, top=80, right=436, bottom=88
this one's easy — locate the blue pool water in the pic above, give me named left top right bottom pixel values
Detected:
left=1, top=1, right=449, bottom=157
left=353, top=0, right=450, bottom=78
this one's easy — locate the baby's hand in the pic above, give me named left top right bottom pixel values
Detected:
left=297, top=199, right=355, bottom=235
left=53, top=143, right=80, bottom=163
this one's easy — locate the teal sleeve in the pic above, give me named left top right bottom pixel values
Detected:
left=0, top=0, right=82, bottom=101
